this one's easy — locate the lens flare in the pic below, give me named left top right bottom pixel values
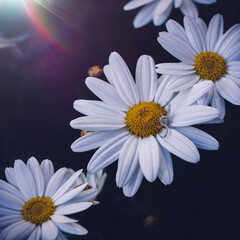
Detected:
left=1, top=0, right=88, bottom=52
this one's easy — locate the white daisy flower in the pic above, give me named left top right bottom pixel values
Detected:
left=69, top=169, right=107, bottom=205
left=70, top=52, right=219, bottom=197
left=157, top=14, right=240, bottom=119
left=0, top=157, right=98, bottom=240
left=123, top=0, right=217, bottom=28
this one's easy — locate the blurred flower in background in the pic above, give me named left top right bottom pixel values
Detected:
left=124, top=0, right=217, bottom=28
left=0, top=157, right=98, bottom=239
left=143, top=215, right=159, bottom=230
left=69, top=169, right=107, bottom=205
left=157, top=14, right=240, bottom=119
left=70, top=52, right=219, bottom=197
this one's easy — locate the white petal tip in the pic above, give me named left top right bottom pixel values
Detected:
left=87, top=165, right=98, bottom=174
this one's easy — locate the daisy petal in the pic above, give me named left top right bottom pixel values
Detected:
left=136, top=55, right=157, bottom=102
left=224, top=42, right=240, bottom=61
left=0, top=180, right=26, bottom=202
left=116, top=136, right=140, bottom=187
left=123, top=166, right=143, bottom=197
left=214, top=24, right=240, bottom=53
left=57, top=231, right=68, bottom=240
left=158, top=32, right=196, bottom=64
left=41, top=160, right=54, bottom=190
left=215, top=77, right=240, bottom=105
left=166, top=74, right=199, bottom=92
left=184, top=16, right=205, bottom=52
left=55, top=202, right=92, bottom=215
left=52, top=170, right=83, bottom=202
left=175, top=126, right=219, bottom=150
left=51, top=215, right=78, bottom=223
left=153, top=0, right=173, bottom=26
left=0, top=215, right=22, bottom=229
left=86, top=77, right=129, bottom=111
left=133, top=2, right=158, bottom=28
left=179, top=0, right=198, bottom=18
left=54, top=222, right=88, bottom=235
left=14, top=160, right=37, bottom=199
left=158, top=145, right=173, bottom=185
left=27, top=226, right=41, bottom=240
left=64, top=188, right=98, bottom=204
left=45, top=168, right=71, bottom=198
left=227, top=61, right=240, bottom=78
left=202, top=118, right=224, bottom=124
left=166, top=19, right=189, bottom=43
left=156, top=62, right=195, bottom=75
left=174, top=0, right=183, bottom=8
left=226, top=75, right=240, bottom=88
left=103, top=65, right=114, bottom=85
left=124, top=0, right=155, bottom=10
left=70, top=115, right=125, bottom=131
left=170, top=80, right=213, bottom=110
left=210, top=85, right=226, bottom=119
left=87, top=131, right=130, bottom=173
left=154, top=75, right=175, bottom=106
left=170, top=105, right=219, bottom=127
left=194, top=0, right=216, bottom=3
left=0, top=207, right=20, bottom=216
left=71, top=129, right=125, bottom=152
left=27, top=157, right=44, bottom=197
left=196, top=18, right=207, bottom=39
left=42, top=220, right=58, bottom=240
left=197, top=87, right=213, bottom=106
left=109, top=52, right=139, bottom=105
left=206, top=14, right=223, bottom=51
left=139, top=136, right=160, bottom=182
left=5, top=168, right=17, bottom=187
left=0, top=220, right=35, bottom=240
left=73, top=100, right=124, bottom=117
left=218, top=27, right=240, bottom=58
left=54, top=183, right=88, bottom=205
left=157, top=128, right=200, bottom=163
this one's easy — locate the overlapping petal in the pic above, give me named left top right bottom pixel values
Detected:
left=136, top=55, right=157, bottom=102
left=157, top=129, right=200, bottom=163
left=139, top=136, right=160, bottom=182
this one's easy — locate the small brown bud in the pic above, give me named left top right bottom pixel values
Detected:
left=88, top=66, right=103, bottom=78
left=143, top=215, right=159, bottom=230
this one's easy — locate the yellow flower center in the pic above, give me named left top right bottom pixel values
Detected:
left=194, top=52, right=228, bottom=82
left=21, top=196, right=56, bottom=226
left=124, top=102, right=167, bottom=138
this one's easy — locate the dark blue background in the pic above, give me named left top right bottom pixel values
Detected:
left=0, top=0, right=240, bottom=239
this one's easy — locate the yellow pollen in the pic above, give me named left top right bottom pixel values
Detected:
left=21, top=196, right=56, bottom=226
left=124, top=102, right=167, bottom=138
left=194, top=52, right=228, bottom=82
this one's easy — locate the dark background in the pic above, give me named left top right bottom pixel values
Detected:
left=0, top=0, right=240, bottom=239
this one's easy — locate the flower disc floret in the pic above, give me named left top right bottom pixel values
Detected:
left=124, top=102, right=167, bottom=138
left=194, top=52, right=228, bottom=82
left=21, top=196, right=56, bottom=226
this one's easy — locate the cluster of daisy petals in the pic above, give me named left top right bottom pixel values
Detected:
left=1, top=0, right=240, bottom=239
